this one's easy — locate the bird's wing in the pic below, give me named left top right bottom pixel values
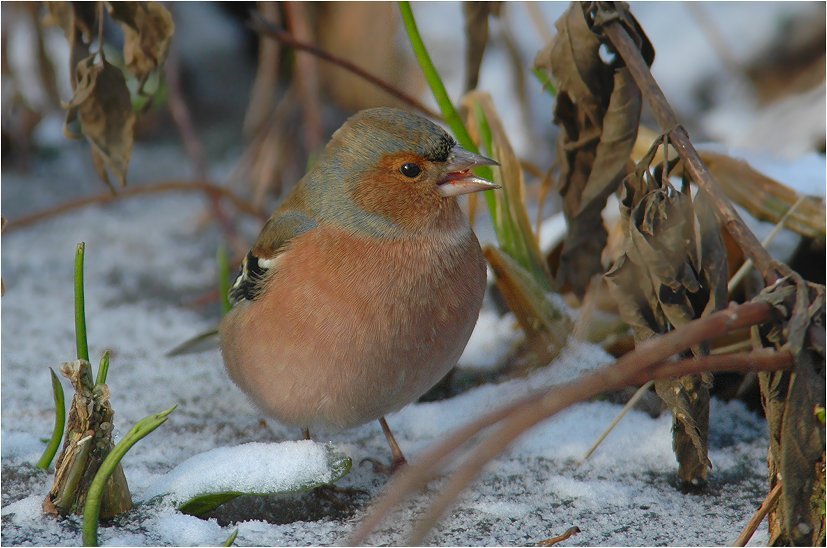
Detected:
left=228, top=209, right=317, bottom=305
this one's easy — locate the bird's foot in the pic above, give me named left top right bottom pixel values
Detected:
left=359, top=455, right=407, bottom=475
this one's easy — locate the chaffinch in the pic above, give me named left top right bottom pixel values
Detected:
left=219, top=107, right=498, bottom=470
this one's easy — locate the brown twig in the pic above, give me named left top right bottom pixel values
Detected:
left=248, top=11, right=442, bottom=121
left=732, top=482, right=783, bottom=547
left=580, top=380, right=654, bottom=463
left=243, top=2, right=281, bottom=138
left=5, top=181, right=268, bottom=233
left=536, top=526, right=581, bottom=546
left=600, top=18, right=778, bottom=285
left=283, top=2, right=322, bottom=153
left=348, top=301, right=782, bottom=545
left=163, top=32, right=208, bottom=181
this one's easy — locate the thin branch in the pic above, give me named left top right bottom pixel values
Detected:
left=164, top=41, right=209, bottom=181
left=536, top=526, right=581, bottom=547
left=628, top=348, right=793, bottom=385
left=243, top=2, right=281, bottom=138
left=5, top=181, right=268, bottom=233
left=580, top=380, right=654, bottom=463
left=248, top=11, right=442, bottom=121
left=733, top=482, right=783, bottom=547
left=348, top=301, right=780, bottom=545
left=600, top=19, right=778, bottom=285
left=283, top=2, right=322, bottom=153
left=728, top=194, right=808, bottom=293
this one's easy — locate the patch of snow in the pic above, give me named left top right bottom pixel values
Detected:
left=141, top=441, right=347, bottom=505
left=458, top=309, right=521, bottom=370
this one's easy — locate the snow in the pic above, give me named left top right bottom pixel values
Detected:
left=141, top=441, right=349, bottom=507
left=457, top=309, right=521, bottom=371
left=2, top=2, right=822, bottom=546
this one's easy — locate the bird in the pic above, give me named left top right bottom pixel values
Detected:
left=217, top=107, right=499, bottom=471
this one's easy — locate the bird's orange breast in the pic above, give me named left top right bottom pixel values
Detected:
left=219, top=222, right=486, bottom=430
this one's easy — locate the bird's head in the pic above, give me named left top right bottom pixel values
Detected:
left=306, top=107, right=499, bottom=236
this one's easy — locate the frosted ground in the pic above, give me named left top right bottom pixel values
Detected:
left=2, top=2, right=824, bottom=546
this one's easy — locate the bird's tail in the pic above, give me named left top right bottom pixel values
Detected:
left=166, top=328, right=220, bottom=356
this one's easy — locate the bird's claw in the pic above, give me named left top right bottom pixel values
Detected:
left=360, top=456, right=407, bottom=475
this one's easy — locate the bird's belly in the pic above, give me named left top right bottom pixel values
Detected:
left=219, top=230, right=486, bottom=430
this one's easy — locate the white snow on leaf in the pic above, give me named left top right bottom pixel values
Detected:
left=140, top=441, right=350, bottom=506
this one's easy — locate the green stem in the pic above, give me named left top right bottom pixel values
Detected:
left=83, top=405, right=177, bottom=547
left=217, top=245, right=231, bottom=316
left=95, top=351, right=110, bottom=387
left=75, top=243, right=89, bottom=363
left=223, top=529, right=239, bottom=547
left=36, top=369, right=66, bottom=470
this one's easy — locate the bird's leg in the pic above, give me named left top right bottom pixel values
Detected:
left=301, top=427, right=311, bottom=440
left=362, top=416, right=408, bottom=474
left=379, top=416, right=408, bottom=469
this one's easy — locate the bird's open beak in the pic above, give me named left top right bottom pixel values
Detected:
left=437, top=147, right=501, bottom=197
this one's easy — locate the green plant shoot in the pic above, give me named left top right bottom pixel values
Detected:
left=83, top=405, right=177, bottom=547
left=36, top=369, right=66, bottom=470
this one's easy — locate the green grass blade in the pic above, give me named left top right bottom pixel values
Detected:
left=95, top=351, right=110, bottom=387
left=83, top=405, right=177, bottom=546
left=36, top=369, right=66, bottom=470
left=223, top=529, right=239, bottom=547
left=217, top=245, right=232, bottom=316
left=74, top=243, right=89, bottom=362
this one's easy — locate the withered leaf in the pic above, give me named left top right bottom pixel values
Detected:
left=462, top=2, right=501, bottom=93
left=536, top=3, right=606, bottom=122
left=757, top=276, right=825, bottom=545
left=605, top=133, right=728, bottom=487
left=44, top=2, right=92, bottom=86
left=64, top=55, right=135, bottom=187
left=109, top=1, right=175, bottom=91
left=536, top=2, right=652, bottom=296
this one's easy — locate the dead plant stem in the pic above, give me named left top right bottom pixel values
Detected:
left=580, top=380, right=654, bottom=463
left=733, top=482, right=783, bottom=547
left=249, top=12, right=441, bottom=121
left=283, top=2, right=322, bottom=153
left=536, top=526, right=581, bottom=546
left=164, top=40, right=208, bottom=181
left=5, top=181, right=268, bottom=233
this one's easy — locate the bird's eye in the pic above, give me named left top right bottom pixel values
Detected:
left=400, top=163, right=421, bottom=178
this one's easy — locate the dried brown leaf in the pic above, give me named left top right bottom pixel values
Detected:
left=109, top=1, right=175, bottom=91
left=535, top=2, right=651, bottom=296
left=462, top=2, right=501, bottom=92
left=757, top=276, right=825, bottom=545
left=64, top=56, right=135, bottom=187
left=605, top=132, right=730, bottom=486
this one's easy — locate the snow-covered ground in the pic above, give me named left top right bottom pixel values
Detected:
left=2, top=2, right=824, bottom=546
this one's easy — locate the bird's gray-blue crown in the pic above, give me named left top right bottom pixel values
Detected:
left=337, top=107, right=456, bottom=163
